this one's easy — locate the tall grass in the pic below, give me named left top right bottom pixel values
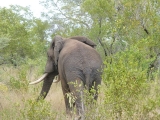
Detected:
left=0, top=58, right=66, bottom=120
left=1, top=55, right=160, bottom=120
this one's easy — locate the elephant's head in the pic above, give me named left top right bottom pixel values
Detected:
left=29, top=35, right=64, bottom=85
left=45, top=35, right=64, bottom=73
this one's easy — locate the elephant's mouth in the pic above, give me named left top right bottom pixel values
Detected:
left=29, top=73, right=60, bottom=85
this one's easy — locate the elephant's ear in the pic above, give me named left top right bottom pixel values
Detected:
left=52, top=35, right=64, bottom=65
left=69, top=36, right=96, bottom=48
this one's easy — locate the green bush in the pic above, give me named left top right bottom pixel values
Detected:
left=0, top=99, right=58, bottom=120
left=21, top=99, right=57, bottom=120
left=7, top=56, right=46, bottom=91
left=102, top=46, right=149, bottom=119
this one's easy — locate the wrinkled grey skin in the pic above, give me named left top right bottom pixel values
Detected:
left=38, top=35, right=102, bottom=119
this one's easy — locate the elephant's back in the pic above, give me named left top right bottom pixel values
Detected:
left=59, top=39, right=102, bottom=71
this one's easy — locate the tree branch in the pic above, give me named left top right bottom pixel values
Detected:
left=53, top=2, right=90, bottom=29
left=97, top=18, right=108, bottom=56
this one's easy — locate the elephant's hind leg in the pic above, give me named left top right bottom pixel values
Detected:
left=68, top=78, right=85, bottom=120
left=61, top=78, right=74, bottom=116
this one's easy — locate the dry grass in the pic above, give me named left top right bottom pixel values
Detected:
left=45, top=82, right=65, bottom=112
left=0, top=65, right=66, bottom=119
left=0, top=65, right=106, bottom=119
left=1, top=65, right=160, bottom=119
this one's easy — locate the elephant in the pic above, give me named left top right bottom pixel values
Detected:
left=30, top=35, right=103, bottom=120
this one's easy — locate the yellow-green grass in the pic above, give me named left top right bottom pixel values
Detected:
left=1, top=65, right=160, bottom=120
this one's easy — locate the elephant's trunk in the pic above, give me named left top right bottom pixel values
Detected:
left=37, top=73, right=56, bottom=100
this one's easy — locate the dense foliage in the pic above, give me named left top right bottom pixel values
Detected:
left=0, top=0, right=160, bottom=119
left=0, top=6, right=49, bottom=65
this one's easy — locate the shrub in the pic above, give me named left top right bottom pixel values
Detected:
left=0, top=98, right=58, bottom=120
left=20, top=99, right=57, bottom=120
left=102, top=46, right=149, bottom=119
left=9, top=66, right=28, bottom=91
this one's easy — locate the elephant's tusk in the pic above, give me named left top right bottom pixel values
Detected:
left=29, top=73, right=48, bottom=85
left=53, top=76, right=60, bottom=83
